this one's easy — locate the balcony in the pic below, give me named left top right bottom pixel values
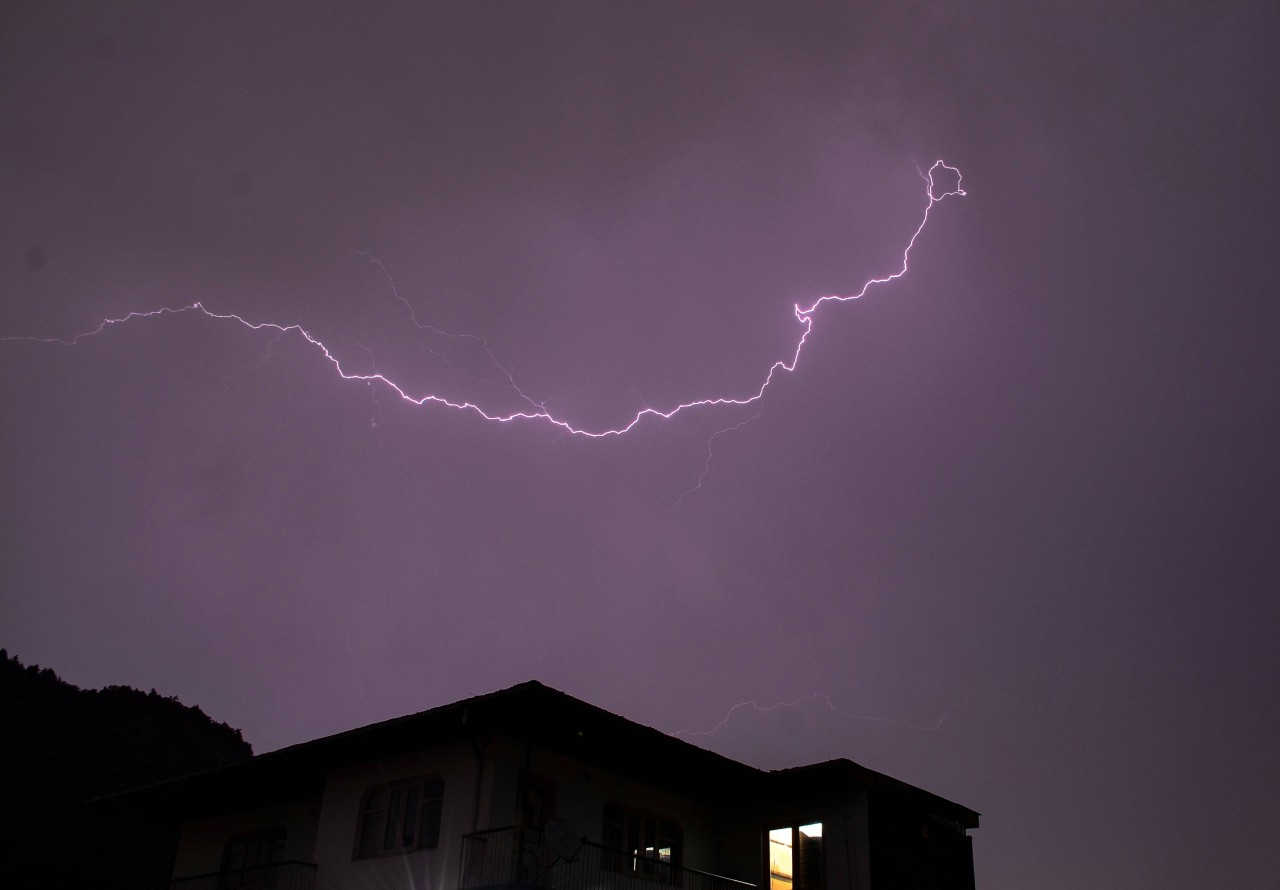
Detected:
left=168, top=861, right=317, bottom=890
left=460, top=826, right=755, bottom=890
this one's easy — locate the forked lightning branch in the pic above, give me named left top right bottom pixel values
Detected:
left=5, top=161, right=965, bottom=438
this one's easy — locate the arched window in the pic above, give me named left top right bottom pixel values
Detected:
left=355, top=775, right=444, bottom=859
left=221, top=827, right=286, bottom=884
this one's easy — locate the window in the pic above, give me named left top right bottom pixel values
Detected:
left=602, top=803, right=682, bottom=882
left=221, top=828, right=285, bottom=887
left=768, top=823, right=824, bottom=890
left=355, top=775, right=444, bottom=859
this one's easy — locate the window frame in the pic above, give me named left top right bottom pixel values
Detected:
left=353, top=774, right=445, bottom=860
left=220, top=827, right=287, bottom=887
left=766, top=820, right=825, bottom=890
left=601, top=802, right=683, bottom=883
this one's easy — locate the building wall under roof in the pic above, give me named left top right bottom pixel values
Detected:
left=170, top=796, right=322, bottom=879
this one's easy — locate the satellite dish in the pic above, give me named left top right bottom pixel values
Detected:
left=544, top=818, right=583, bottom=861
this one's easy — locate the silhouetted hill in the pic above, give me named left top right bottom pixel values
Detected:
left=0, top=649, right=253, bottom=884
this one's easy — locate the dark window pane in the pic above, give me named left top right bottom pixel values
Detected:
left=359, top=811, right=383, bottom=858
left=227, top=839, right=246, bottom=871
left=797, top=824, right=824, bottom=890
left=600, top=807, right=681, bottom=880
left=642, top=818, right=657, bottom=874
left=602, top=806, right=623, bottom=871
left=403, top=787, right=421, bottom=847
left=385, top=790, right=404, bottom=849
left=419, top=793, right=443, bottom=848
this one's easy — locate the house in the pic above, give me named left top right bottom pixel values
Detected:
left=112, top=681, right=978, bottom=889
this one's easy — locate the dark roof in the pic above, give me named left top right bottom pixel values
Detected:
left=767, top=760, right=980, bottom=829
left=99, top=681, right=977, bottom=828
left=98, top=681, right=758, bottom=816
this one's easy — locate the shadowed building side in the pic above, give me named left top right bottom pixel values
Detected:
left=101, top=681, right=978, bottom=890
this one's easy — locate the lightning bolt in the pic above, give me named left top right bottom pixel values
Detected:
left=674, top=405, right=766, bottom=508
left=673, top=689, right=972, bottom=738
left=4, top=161, right=964, bottom=437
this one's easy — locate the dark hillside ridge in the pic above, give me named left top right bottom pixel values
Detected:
left=0, top=649, right=253, bottom=884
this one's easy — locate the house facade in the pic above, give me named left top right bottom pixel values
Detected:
left=120, top=681, right=977, bottom=889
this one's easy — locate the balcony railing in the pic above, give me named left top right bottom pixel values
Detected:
left=168, top=861, right=317, bottom=890
left=460, top=826, right=755, bottom=890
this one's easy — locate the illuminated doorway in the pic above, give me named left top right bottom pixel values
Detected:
left=768, top=822, right=824, bottom=890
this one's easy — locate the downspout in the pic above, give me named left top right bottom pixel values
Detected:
left=518, top=737, right=532, bottom=825
left=469, top=734, right=489, bottom=833
left=843, top=814, right=855, bottom=890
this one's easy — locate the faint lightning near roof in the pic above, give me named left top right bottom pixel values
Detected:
left=673, top=690, right=973, bottom=738
left=5, top=162, right=964, bottom=437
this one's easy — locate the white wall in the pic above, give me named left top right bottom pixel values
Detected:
left=311, top=741, right=479, bottom=890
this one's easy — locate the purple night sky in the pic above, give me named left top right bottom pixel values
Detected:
left=3, top=3, right=1278, bottom=887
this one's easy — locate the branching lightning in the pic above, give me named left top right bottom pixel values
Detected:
left=673, top=689, right=972, bottom=739
left=674, top=405, right=766, bottom=507
left=4, top=162, right=964, bottom=437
